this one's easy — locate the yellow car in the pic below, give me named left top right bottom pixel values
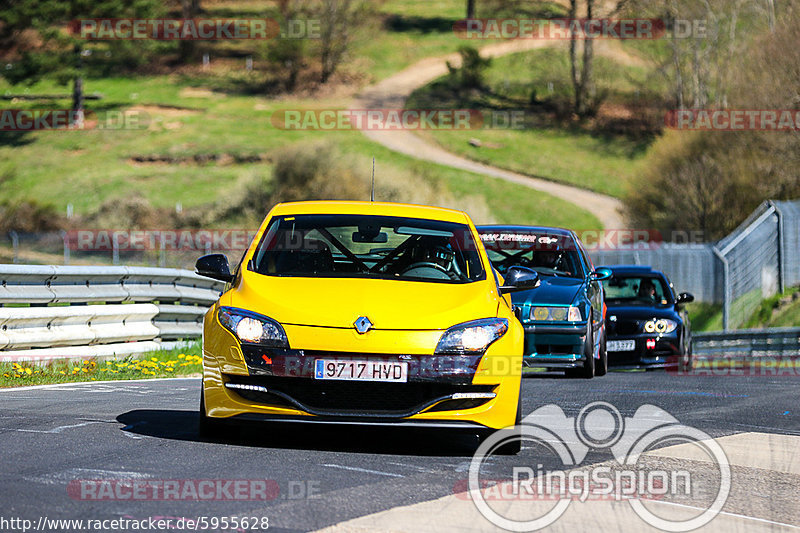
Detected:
left=195, top=201, right=535, bottom=449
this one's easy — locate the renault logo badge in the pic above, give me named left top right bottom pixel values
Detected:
left=354, top=316, right=373, bottom=334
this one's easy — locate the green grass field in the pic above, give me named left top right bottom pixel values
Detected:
left=0, top=75, right=600, bottom=230
left=0, top=343, right=202, bottom=388
left=1, top=0, right=619, bottom=251
left=407, top=48, right=662, bottom=198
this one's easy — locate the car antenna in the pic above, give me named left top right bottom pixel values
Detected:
left=371, top=157, right=375, bottom=202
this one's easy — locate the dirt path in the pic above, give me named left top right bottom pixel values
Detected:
left=352, top=39, right=640, bottom=229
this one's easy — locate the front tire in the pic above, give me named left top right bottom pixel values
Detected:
left=477, top=387, right=522, bottom=455
left=567, top=331, right=595, bottom=379
left=679, top=345, right=693, bottom=372
left=595, top=331, right=608, bottom=377
left=198, top=387, right=225, bottom=439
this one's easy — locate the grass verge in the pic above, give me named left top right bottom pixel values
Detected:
left=0, top=342, right=202, bottom=388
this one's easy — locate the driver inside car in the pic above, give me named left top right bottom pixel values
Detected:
left=637, top=278, right=658, bottom=302
left=402, top=236, right=457, bottom=280
left=529, top=246, right=570, bottom=275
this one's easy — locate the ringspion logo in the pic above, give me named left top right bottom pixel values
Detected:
left=468, top=402, right=730, bottom=531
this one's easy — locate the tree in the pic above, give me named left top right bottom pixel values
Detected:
left=316, top=0, right=371, bottom=83
left=467, top=0, right=476, bottom=18
left=177, top=0, right=201, bottom=62
left=622, top=0, right=771, bottom=110
left=625, top=0, right=800, bottom=240
left=566, top=0, right=601, bottom=117
left=1, top=0, right=162, bottom=121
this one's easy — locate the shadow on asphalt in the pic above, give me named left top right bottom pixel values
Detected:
left=116, top=409, right=480, bottom=457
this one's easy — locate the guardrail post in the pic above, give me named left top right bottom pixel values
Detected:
left=713, top=245, right=730, bottom=331
left=159, top=234, right=166, bottom=268
left=9, top=231, right=19, bottom=264
left=112, top=233, right=119, bottom=265
left=769, top=200, right=785, bottom=294
left=61, top=230, right=70, bottom=265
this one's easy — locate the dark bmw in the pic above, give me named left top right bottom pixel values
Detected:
left=477, top=226, right=611, bottom=378
left=600, top=265, right=694, bottom=369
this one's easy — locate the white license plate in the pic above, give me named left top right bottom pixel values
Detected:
left=607, top=340, right=636, bottom=352
left=314, top=360, right=408, bottom=382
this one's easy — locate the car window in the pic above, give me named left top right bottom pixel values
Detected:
left=602, top=275, right=672, bottom=305
left=250, top=214, right=485, bottom=283
left=478, top=230, right=585, bottom=279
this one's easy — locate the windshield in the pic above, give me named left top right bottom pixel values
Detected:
left=478, top=230, right=585, bottom=279
left=250, top=214, right=485, bottom=283
left=602, top=275, right=673, bottom=305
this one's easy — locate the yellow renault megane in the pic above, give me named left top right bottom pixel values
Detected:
left=195, top=201, right=534, bottom=448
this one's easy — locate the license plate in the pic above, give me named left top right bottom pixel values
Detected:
left=607, top=340, right=636, bottom=352
left=314, top=360, right=408, bottom=382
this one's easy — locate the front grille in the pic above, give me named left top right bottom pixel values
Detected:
left=535, top=344, right=576, bottom=355
left=614, top=320, right=641, bottom=335
left=225, top=374, right=494, bottom=416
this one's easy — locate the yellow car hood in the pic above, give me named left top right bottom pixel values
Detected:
left=230, top=274, right=499, bottom=331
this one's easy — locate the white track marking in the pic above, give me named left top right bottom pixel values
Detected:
left=644, top=499, right=800, bottom=530
left=321, top=464, right=404, bottom=478
left=0, top=377, right=199, bottom=393
left=15, top=421, right=103, bottom=434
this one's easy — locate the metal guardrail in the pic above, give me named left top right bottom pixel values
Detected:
left=693, top=328, right=800, bottom=358
left=0, top=265, right=225, bottom=362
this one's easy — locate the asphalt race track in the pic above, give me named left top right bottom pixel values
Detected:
left=1, top=372, right=799, bottom=532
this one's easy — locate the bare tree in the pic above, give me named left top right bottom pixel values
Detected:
left=568, top=0, right=597, bottom=117
left=317, top=0, right=369, bottom=83
left=178, top=0, right=201, bottom=62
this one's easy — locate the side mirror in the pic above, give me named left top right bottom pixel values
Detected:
left=500, top=266, right=540, bottom=293
left=590, top=267, right=612, bottom=281
left=676, top=292, right=694, bottom=304
left=195, top=254, right=234, bottom=283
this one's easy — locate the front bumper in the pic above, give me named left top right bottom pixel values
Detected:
left=606, top=333, right=682, bottom=367
left=201, top=309, right=523, bottom=430
left=522, top=323, right=587, bottom=369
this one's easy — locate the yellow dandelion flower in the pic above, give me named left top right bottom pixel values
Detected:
left=25, top=368, right=32, bottom=375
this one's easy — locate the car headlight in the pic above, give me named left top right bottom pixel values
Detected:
left=435, top=318, right=508, bottom=355
left=218, top=306, right=289, bottom=347
left=530, top=306, right=582, bottom=322
left=643, top=318, right=678, bottom=334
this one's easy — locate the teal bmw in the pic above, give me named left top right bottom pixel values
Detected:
left=477, top=226, right=611, bottom=378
